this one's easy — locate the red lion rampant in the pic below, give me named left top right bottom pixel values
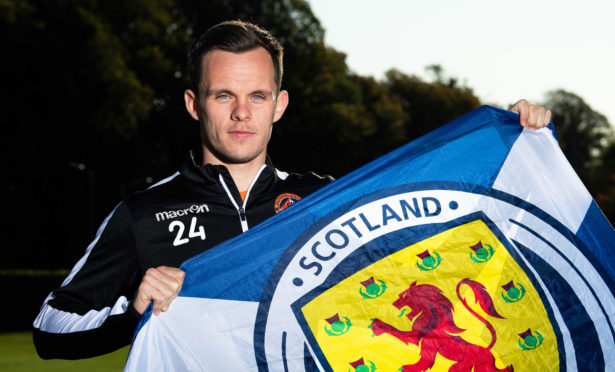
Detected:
left=370, top=279, right=513, bottom=372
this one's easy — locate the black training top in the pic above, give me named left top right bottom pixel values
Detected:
left=33, top=152, right=333, bottom=359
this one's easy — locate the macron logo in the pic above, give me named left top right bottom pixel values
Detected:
left=155, top=204, right=210, bottom=222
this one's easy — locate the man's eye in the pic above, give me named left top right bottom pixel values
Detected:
left=216, top=94, right=230, bottom=100
left=252, top=94, right=265, bottom=101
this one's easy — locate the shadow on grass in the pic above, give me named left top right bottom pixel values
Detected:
left=0, top=331, right=129, bottom=372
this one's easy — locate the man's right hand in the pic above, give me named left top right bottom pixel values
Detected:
left=133, top=266, right=185, bottom=315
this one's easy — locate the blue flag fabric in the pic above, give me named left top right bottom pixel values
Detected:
left=125, top=106, right=615, bottom=371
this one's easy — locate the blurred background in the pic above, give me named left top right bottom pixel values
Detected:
left=1, top=0, right=613, bottom=369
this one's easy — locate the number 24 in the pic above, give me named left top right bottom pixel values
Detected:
left=169, top=217, right=206, bottom=246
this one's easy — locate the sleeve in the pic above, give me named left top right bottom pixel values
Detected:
left=33, top=202, right=142, bottom=359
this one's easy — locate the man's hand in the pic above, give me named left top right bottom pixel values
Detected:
left=508, top=99, right=552, bottom=130
left=133, top=266, right=185, bottom=315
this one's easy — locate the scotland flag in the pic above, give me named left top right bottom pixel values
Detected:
left=125, top=106, right=615, bottom=371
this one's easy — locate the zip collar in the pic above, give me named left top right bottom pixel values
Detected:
left=218, top=164, right=267, bottom=232
left=180, top=151, right=279, bottom=232
left=181, top=150, right=278, bottom=186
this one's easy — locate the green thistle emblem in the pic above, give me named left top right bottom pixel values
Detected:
left=469, top=241, right=494, bottom=263
left=359, top=277, right=387, bottom=299
left=416, top=249, right=441, bottom=271
left=324, top=313, right=352, bottom=336
left=518, top=328, right=544, bottom=350
left=348, top=357, right=376, bottom=372
left=501, top=281, right=526, bottom=303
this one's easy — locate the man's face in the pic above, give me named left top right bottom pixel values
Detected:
left=184, top=47, right=288, bottom=166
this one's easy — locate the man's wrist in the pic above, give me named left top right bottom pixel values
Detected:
left=130, top=300, right=145, bottom=317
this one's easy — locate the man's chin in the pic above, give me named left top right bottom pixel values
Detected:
left=202, top=142, right=266, bottom=166
left=215, top=151, right=263, bottom=166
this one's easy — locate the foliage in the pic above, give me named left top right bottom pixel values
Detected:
left=1, top=0, right=612, bottom=275
left=1, top=0, right=193, bottom=267
left=385, top=68, right=481, bottom=140
left=541, top=90, right=614, bottom=224
left=588, top=142, right=615, bottom=223
left=543, top=89, right=614, bottom=172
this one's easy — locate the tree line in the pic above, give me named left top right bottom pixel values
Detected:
left=1, top=0, right=612, bottom=269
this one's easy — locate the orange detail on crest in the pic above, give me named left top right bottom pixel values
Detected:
left=274, top=193, right=301, bottom=213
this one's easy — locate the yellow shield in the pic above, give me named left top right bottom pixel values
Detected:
left=299, top=219, right=559, bottom=371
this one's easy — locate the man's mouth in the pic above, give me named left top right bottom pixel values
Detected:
left=229, top=130, right=254, bottom=139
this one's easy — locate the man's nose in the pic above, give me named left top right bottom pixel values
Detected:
left=231, top=100, right=251, bottom=121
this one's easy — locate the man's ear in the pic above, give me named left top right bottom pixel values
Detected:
left=273, top=90, right=289, bottom=123
left=184, top=89, right=200, bottom=121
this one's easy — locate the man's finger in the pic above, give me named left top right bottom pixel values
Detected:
left=153, top=297, right=176, bottom=315
left=508, top=100, right=552, bottom=130
left=157, top=266, right=186, bottom=284
left=152, top=266, right=185, bottom=290
left=509, top=99, right=529, bottom=126
left=133, top=266, right=185, bottom=315
left=536, top=107, right=547, bottom=129
left=527, top=104, right=539, bottom=129
left=527, top=105, right=551, bottom=130
left=145, top=267, right=184, bottom=293
left=544, top=109, right=552, bottom=127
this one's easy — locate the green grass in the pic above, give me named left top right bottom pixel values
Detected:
left=0, top=332, right=129, bottom=372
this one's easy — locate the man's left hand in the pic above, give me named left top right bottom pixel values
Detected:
left=508, top=99, right=552, bottom=130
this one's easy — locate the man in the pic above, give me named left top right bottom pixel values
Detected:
left=33, top=20, right=551, bottom=359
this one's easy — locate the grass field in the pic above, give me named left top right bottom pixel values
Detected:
left=0, top=332, right=129, bottom=372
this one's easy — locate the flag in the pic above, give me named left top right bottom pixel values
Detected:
left=125, top=106, right=615, bottom=371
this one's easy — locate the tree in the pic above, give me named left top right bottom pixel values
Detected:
left=542, top=89, right=614, bottom=224
left=1, top=0, right=192, bottom=268
left=7, top=0, right=610, bottom=271
left=542, top=89, right=614, bottom=173
left=591, top=142, right=615, bottom=223
left=385, top=68, right=481, bottom=140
